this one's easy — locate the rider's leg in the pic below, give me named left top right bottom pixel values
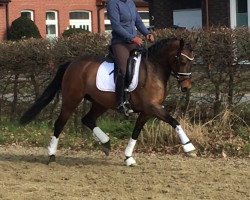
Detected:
left=111, top=43, right=129, bottom=112
left=111, top=43, right=138, bottom=113
left=115, top=71, right=126, bottom=112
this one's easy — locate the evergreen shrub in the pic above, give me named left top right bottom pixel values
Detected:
left=8, top=16, right=41, bottom=40
left=62, top=28, right=90, bottom=37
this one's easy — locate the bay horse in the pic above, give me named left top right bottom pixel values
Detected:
left=20, top=38, right=196, bottom=166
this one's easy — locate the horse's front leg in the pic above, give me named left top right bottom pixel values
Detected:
left=124, top=113, right=150, bottom=166
left=150, top=104, right=196, bottom=156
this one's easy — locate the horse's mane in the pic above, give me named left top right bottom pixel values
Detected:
left=146, top=38, right=178, bottom=55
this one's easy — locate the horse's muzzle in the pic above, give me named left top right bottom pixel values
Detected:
left=179, top=79, right=191, bottom=92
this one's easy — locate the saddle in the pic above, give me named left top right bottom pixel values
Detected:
left=104, top=46, right=143, bottom=112
left=105, top=46, right=142, bottom=88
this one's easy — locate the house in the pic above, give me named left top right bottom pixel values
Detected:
left=0, top=0, right=149, bottom=41
left=0, top=0, right=10, bottom=40
left=148, top=0, right=250, bottom=29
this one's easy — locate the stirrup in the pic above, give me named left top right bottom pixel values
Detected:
left=117, top=103, right=133, bottom=116
left=124, top=101, right=133, bottom=115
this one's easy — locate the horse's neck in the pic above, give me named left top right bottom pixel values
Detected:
left=148, top=52, right=171, bottom=75
left=142, top=57, right=171, bottom=86
left=145, top=41, right=177, bottom=86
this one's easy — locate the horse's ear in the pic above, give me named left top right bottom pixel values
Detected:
left=179, top=39, right=184, bottom=50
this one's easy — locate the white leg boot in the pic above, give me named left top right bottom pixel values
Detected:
left=48, top=136, right=59, bottom=156
left=124, top=138, right=137, bottom=166
left=93, top=127, right=110, bottom=156
left=175, top=125, right=196, bottom=155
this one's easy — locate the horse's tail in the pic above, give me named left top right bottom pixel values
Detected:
left=19, top=62, right=71, bottom=125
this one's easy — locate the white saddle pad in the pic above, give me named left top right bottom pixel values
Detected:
left=96, top=55, right=141, bottom=92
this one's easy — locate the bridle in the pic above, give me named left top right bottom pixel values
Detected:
left=171, top=52, right=194, bottom=82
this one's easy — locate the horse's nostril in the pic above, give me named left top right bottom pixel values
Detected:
left=181, top=87, right=188, bottom=92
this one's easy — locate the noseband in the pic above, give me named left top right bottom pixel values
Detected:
left=171, top=52, right=194, bottom=82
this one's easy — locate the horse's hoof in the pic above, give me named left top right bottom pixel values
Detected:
left=183, top=142, right=196, bottom=153
left=124, top=157, right=137, bottom=167
left=185, top=151, right=197, bottom=158
left=101, top=140, right=111, bottom=156
left=47, top=155, right=56, bottom=165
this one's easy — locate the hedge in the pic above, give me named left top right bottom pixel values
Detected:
left=0, top=29, right=249, bottom=124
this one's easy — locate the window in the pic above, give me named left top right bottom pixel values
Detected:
left=236, top=0, right=248, bottom=26
left=69, top=11, right=92, bottom=31
left=46, top=11, right=58, bottom=39
left=173, top=9, right=202, bottom=29
left=70, top=12, right=89, bottom=20
left=230, top=0, right=250, bottom=28
left=21, top=10, right=34, bottom=21
left=104, top=12, right=111, bottom=33
left=138, top=11, right=150, bottom=28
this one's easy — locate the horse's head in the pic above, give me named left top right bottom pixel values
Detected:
left=147, top=38, right=194, bottom=92
left=170, top=39, right=194, bottom=92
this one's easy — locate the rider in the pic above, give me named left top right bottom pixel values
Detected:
left=106, top=0, right=154, bottom=114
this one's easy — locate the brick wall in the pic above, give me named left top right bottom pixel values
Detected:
left=8, top=0, right=99, bottom=38
left=0, top=4, right=7, bottom=40
left=207, top=0, right=230, bottom=27
left=0, top=0, right=148, bottom=41
left=149, top=0, right=172, bottom=28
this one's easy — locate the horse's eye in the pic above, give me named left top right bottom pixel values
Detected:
left=181, top=61, right=187, bottom=65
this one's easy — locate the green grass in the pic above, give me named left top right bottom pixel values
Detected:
left=0, top=121, right=86, bottom=149
left=98, top=117, right=134, bottom=139
left=0, top=113, right=249, bottom=157
left=0, top=117, right=135, bottom=150
left=0, top=121, right=51, bottom=146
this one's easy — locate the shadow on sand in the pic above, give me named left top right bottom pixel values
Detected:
left=0, top=151, right=121, bottom=167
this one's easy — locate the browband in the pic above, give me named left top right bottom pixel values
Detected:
left=181, top=53, right=194, bottom=61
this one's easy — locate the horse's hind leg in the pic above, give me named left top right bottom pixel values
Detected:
left=48, top=95, right=84, bottom=163
left=81, top=102, right=110, bottom=155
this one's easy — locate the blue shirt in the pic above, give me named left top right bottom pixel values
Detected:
left=107, top=0, right=150, bottom=44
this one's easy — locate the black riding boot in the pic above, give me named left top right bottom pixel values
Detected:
left=115, top=73, right=126, bottom=113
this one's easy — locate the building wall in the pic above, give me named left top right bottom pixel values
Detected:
left=8, top=0, right=99, bottom=38
left=150, top=0, right=230, bottom=29
left=207, top=0, right=230, bottom=27
left=0, top=4, right=7, bottom=40
left=149, top=0, right=172, bottom=28
left=149, top=0, right=202, bottom=28
left=0, top=0, right=148, bottom=40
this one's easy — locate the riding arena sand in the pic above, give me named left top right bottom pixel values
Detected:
left=0, top=146, right=249, bottom=200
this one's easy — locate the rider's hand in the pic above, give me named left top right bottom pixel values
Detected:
left=146, top=34, right=155, bottom=43
left=131, top=36, right=143, bottom=46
